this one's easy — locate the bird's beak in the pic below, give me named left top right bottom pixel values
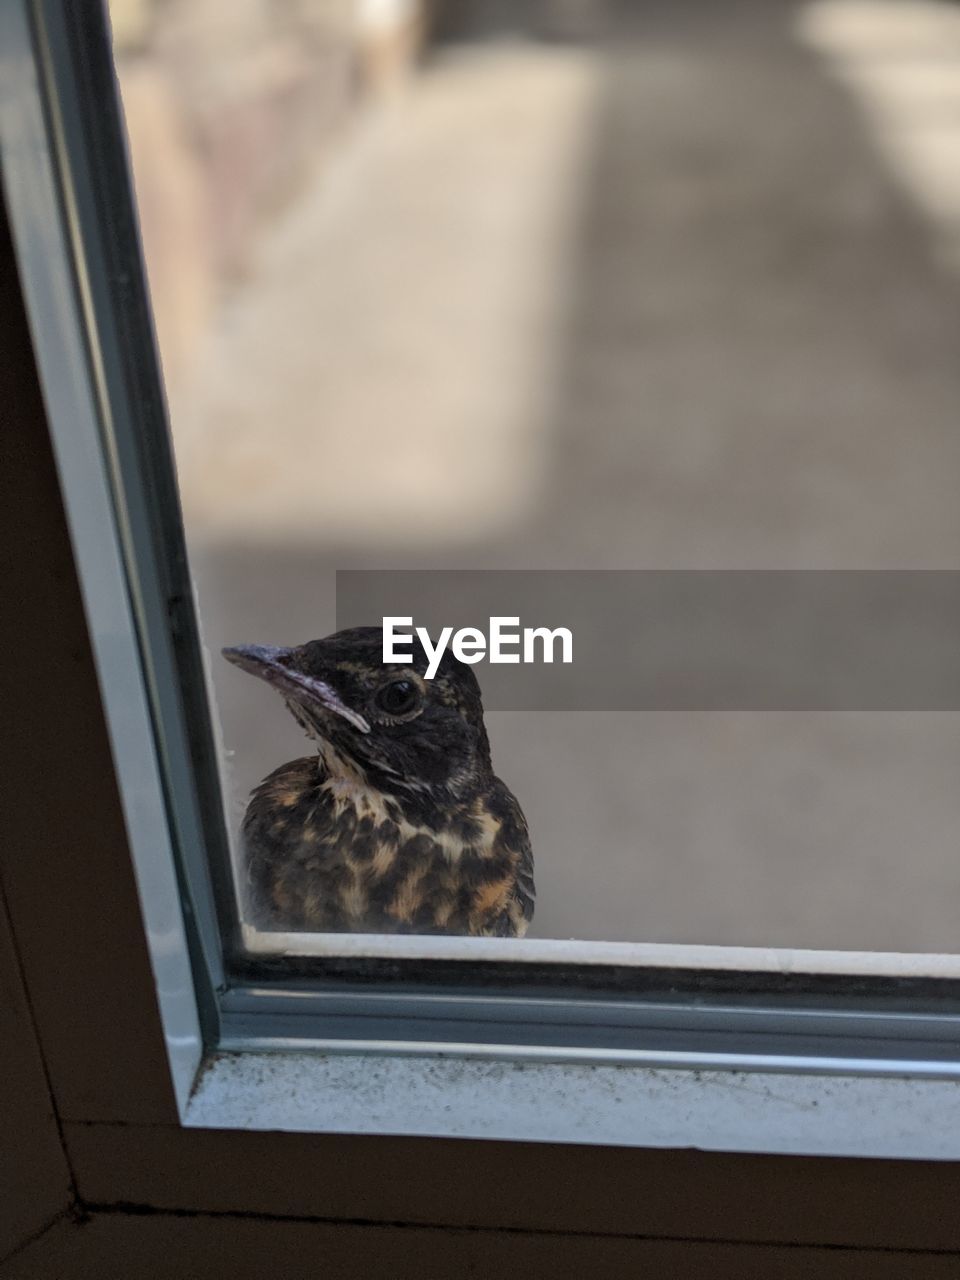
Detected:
left=221, top=644, right=371, bottom=734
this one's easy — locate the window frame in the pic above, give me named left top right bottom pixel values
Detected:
left=7, top=0, right=960, bottom=1155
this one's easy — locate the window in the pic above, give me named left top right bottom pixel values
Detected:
left=6, top=0, right=960, bottom=1155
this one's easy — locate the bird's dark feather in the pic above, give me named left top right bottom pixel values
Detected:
left=243, top=757, right=533, bottom=936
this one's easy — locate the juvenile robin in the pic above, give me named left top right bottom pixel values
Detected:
left=222, top=626, right=534, bottom=936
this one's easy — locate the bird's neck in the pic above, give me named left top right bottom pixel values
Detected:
left=315, top=739, right=368, bottom=789
left=311, top=748, right=488, bottom=831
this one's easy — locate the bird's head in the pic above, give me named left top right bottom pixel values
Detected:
left=222, top=625, right=492, bottom=799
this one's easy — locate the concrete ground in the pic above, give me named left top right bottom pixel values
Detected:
left=169, top=0, right=960, bottom=949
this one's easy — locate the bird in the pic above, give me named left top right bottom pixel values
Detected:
left=222, top=626, right=534, bottom=936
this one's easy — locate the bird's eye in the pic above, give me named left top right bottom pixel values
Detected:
left=374, top=679, right=421, bottom=717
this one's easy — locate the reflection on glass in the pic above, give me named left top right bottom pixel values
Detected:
left=114, top=0, right=960, bottom=949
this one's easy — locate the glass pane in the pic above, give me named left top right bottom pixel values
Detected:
left=113, top=0, right=960, bottom=952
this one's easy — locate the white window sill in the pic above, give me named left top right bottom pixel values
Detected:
left=186, top=1050, right=960, bottom=1160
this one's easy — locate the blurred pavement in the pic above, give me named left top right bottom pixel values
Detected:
left=160, top=0, right=960, bottom=949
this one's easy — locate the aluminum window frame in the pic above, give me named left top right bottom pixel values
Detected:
left=6, top=0, right=960, bottom=1146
